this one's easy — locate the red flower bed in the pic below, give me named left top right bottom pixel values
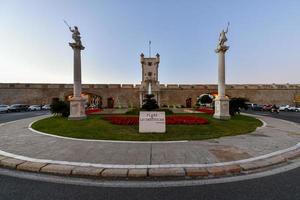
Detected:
left=86, top=108, right=101, bottom=115
left=196, top=108, right=214, bottom=115
left=166, top=116, right=208, bottom=125
left=103, top=116, right=208, bottom=125
left=104, top=116, right=138, bottom=125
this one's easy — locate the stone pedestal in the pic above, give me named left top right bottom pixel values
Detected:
left=69, top=97, right=86, bottom=120
left=213, top=97, right=230, bottom=120
left=139, top=111, right=166, bottom=133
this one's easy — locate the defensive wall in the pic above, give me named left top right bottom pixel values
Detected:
left=0, top=83, right=299, bottom=107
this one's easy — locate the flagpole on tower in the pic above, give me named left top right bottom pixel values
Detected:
left=149, top=40, right=151, bottom=57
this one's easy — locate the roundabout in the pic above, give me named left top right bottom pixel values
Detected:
left=0, top=113, right=299, bottom=180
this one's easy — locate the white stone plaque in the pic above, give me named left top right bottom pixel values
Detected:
left=139, top=111, right=166, bottom=133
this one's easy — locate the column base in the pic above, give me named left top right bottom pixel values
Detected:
left=68, top=97, right=87, bottom=120
left=213, top=97, right=231, bottom=120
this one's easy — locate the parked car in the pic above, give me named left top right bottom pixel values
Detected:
left=262, top=104, right=273, bottom=111
left=252, top=104, right=263, bottom=111
left=245, top=103, right=256, bottom=110
left=0, top=105, right=9, bottom=113
left=42, top=104, right=51, bottom=110
left=288, top=106, right=297, bottom=112
left=28, top=105, right=42, bottom=111
left=279, top=105, right=290, bottom=111
left=296, top=107, right=300, bottom=112
left=8, top=104, right=29, bottom=112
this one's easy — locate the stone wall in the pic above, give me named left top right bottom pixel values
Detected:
left=0, top=83, right=299, bottom=107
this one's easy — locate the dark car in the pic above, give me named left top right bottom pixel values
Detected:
left=8, top=104, right=29, bottom=112
left=252, top=104, right=263, bottom=111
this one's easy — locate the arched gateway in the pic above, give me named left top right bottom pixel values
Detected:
left=65, top=92, right=102, bottom=108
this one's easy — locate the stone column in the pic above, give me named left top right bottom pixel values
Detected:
left=213, top=45, right=230, bottom=120
left=68, top=43, right=87, bottom=120
left=139, top=92, right=143, bottom=108
left=157, top=93, right=160, bottom=107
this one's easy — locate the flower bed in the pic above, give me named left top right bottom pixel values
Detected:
left=103, top=115, right=208, bottom=125
left=167, top=116, right=208, bottom=125
left=86, top=108, right=101, bottom=115
left=196, top=108, right=214, bottom=115
left=104, top=116, right=138, bottom=125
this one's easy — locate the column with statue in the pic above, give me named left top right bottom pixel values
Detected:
left=67, top=25, right=87, bottom=120
left=213, top=24, right=231, bottom=120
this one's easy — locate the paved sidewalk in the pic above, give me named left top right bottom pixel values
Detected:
left=0, top=114, right=299, bottom=179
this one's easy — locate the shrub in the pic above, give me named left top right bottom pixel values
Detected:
left=142, top=94, right=159, bottom=111
left=50, top=99, right=70, bottom=117
left=229, top=97, right=249, bottom=116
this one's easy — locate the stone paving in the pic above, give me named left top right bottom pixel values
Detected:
left=0, top=114, right=299, bottom=179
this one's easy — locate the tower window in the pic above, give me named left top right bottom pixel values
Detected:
left=148, top=72, right=152, bottom=76
left=148, top=62, right=152, bottom=66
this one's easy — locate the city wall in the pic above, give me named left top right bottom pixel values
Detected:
left=0, top=83, right=299, bottom=107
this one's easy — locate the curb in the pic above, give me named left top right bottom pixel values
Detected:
left=0, top=147, right=299, bottom=180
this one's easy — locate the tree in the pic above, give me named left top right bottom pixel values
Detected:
left=50, top=98, right=70, bottom=117
left=229, top=97, right=249, bottom=116
left=142, top=94, right=159, bottom=111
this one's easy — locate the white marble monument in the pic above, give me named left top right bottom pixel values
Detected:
left=213, top=24, right=231, bottom=120
left=68, top=26, right=87, bottom=120
left=139, top=111, right=166, bottom=133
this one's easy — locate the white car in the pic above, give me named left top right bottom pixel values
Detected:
left=279, top=105, right=290, bottom=111
left=42, top=104, right=51, bottom=110
left=28, top=105, right=42, bottom=111
left=296, top=107, right=300, bottom=112
left=288, top=106, right=297, bottom=112
left=0, top=105, right=9, bottom=113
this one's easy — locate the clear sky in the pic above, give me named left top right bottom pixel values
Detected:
left=0, top=0, right=299, bottom=84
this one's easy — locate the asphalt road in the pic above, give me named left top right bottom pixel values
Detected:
left=0, top=166, right=300, bottom=200
left=243, top=109, right=300, bottom=123
left=0, top=111, right=299, bottom=200
left=0, top=110, right=50, bottom=123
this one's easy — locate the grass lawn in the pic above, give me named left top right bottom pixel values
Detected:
left=31, top=114, right=262, bottom=141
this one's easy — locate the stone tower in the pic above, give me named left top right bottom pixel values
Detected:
left=139, top=53, right=160, bottom=107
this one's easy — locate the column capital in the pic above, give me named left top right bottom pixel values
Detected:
left=215, top=45, right=229, bottom=53
left=69, top=43, right=85, bottom=50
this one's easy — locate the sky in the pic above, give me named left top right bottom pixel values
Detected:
left=0, top=0, right=299, bottom=84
